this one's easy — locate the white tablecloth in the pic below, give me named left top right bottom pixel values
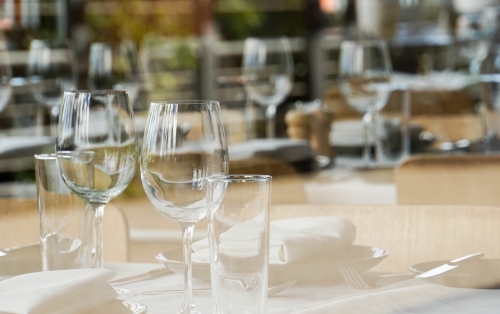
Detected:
left=105, top=263, right=500, bottom=314
left=303, top=167, right=397, bottom=205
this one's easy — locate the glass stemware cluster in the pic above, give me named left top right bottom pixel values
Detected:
left=54, top=93, right=228, bottom=313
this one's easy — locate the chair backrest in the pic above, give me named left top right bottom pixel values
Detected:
left=0, top=198, right=129, bottom=262
left=271, top=204, right=500, bottom=272
left=395, top=154, right=500, bottom=206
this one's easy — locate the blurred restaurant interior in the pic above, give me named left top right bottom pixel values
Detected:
left=2, top=0, right=500, bottom=264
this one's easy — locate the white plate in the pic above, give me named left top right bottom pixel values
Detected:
left=156, top=245, right=388, bottom=284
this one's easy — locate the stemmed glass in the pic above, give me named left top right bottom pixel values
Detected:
left=242, top=37, right=294, bottom=138
left=55, top=90, right=138, bottom=268
left=88, top=40, right=141, bottom=104
left=338, top=40, right=392, bottom=168
left=0, top=45, right=12, bottom=115
left=455, top=10, right=496, bottom=75
left=141, top=100, right=228, bottom=314
left=479, top=44, right=500, bottom=150
left=27, top=39, right=78, bottom=136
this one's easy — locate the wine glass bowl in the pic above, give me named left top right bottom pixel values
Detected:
left=141, top=100, right=228, bottom=313
left=27, top=39, right=78, bottom=134
left=0, top=46, right=12, bottom=115
left=242, top=37, right=294, bottom=138
left=88, top=40, right=140, bottom=104
left=56, top=90, right=138, bottom=267
left=456, top=11, right=496, bottom=74
left=338, top=40, right=392, bottom=168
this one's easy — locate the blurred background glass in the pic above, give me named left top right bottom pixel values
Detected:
left=2, top=1, right=500, bottom=266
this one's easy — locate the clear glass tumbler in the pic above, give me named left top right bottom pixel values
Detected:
left=206, top=174, right=271, bottom=314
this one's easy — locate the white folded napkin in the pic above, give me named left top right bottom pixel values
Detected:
left=0, top=269, right=118, bottom=314
left=192, top=216, right=356, bottom=265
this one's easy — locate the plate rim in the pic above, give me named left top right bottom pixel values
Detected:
left=156, top=244, right=389, bottom=267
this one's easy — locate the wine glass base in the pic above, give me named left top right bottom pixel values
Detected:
left=122, top=301, right=148, bottom=314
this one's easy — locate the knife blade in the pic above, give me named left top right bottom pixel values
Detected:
left=416, top=252, right=484, bottom=279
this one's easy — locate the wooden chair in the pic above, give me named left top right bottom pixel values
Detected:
left=271, top=204, right=500, bottom=272
left=0, top=198, right=129, bottom=262
left=395, top=154, right=500, bottom=206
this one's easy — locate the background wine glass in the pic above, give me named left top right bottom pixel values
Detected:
left=27, top=39, right=78, bottom=136
left=56, top=90, right=138, bottom=268
left=455, top=10, right=496, bottom=75
left=88, top=40, right=140, bottom=105
left=479, top=44, right=500, bottom=151
left=141, top=100, right=228, bottom=314
left=242, top=37, right=294, bottom=138
left=0, top=45, right=12, bottom=117
left=338, top=40, right=392, bottom=168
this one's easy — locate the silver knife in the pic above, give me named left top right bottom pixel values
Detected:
left=416, top=252, right=484, bottom=279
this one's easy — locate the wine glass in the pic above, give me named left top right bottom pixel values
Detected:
left=479, top=44, right=500, bottom=150
left=0, top=45, right=12, bottom=116
left=338, top=40, right=392, bottom=168
left=455, top=10, right=496, bottom=75
left=55, top=90, right=138, bottom=268
left=141, top=100, right=228, bottom=314
left=242, top=37, right=294, bottom=138
left=27, top=39, right=78, bottom=136
left=88, top=40, right=141, bottom=105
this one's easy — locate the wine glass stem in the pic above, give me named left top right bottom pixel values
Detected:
left=265, top=105, right=277, bottom=138
left=82, top=203, right=94, bottom=268
left=469, top=58, right=481, bottom=76
left=50, top=106, right=59, bottom=138
left=362, top=111, right=374, bottom=168
left=180, top=223, right=197, bottom=314
left=89, top=202, right=105, bottom=268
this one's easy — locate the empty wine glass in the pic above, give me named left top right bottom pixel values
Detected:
left=141, top=100, right=228, bottom=314
left=338, top=40, right=392, bottom=168
left=242, top=37, right=294, bottom=138
left=27, top=39, right=78, bottom=136
left=479, top=44, right=500, bottom=150
left=88, top=40, right=141, bottom=105
left=56, top=90, right=138, bottom=268
left=0, top=45, right=12, bottom=115
left=456, top=10, right=496, bottom=75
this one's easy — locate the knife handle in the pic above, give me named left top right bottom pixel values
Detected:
left=450, top=252, right=484, bottom=265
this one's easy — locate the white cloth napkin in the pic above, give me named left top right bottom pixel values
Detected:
left=0, top=269, right=118, bottom=314
left=192, top=216, right=356, bottom=265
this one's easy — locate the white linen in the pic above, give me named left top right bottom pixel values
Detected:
left=99, top=263, right=500, bottom=314
left=305, top=175, right=396, bottom=205
left=295, top=284, right=500, bottom=314
left=0, top=269, right=118, bottom=314
left=192, top=216, right=356, bottom=264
